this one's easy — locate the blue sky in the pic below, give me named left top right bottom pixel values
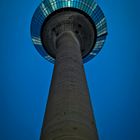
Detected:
left=1, top=0, right=140, bottom=140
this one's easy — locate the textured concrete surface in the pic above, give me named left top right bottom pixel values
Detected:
left=40, top=32, right=98, bottom=140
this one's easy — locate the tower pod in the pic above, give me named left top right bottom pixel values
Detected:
left=31, top=0, right=107, bottom=63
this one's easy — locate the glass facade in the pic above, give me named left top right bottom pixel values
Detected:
left=31, top=0, right=108, bottom=63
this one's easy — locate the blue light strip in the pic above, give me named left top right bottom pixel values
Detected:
left=31, top=0, right=108, bottom=63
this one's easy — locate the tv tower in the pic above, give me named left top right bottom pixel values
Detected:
left=31, top=0, right=107, bottom=139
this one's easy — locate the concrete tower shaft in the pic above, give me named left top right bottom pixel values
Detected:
left=31, top=1, right=108, bottom=139
left=40, top=32, right=98, bottom=140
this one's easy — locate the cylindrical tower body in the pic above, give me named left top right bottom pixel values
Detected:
left=40, top=32, right=98, bottom=140
left=31, top=0, right=108, bottom=139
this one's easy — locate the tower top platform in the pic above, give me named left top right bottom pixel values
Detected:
left=31, top=0, right=107, bottom=63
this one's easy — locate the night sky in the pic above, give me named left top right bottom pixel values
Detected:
left=1, top=0, right=140, bottom=140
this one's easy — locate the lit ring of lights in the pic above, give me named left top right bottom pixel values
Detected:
left=31, top=0, right=108, bottom=63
